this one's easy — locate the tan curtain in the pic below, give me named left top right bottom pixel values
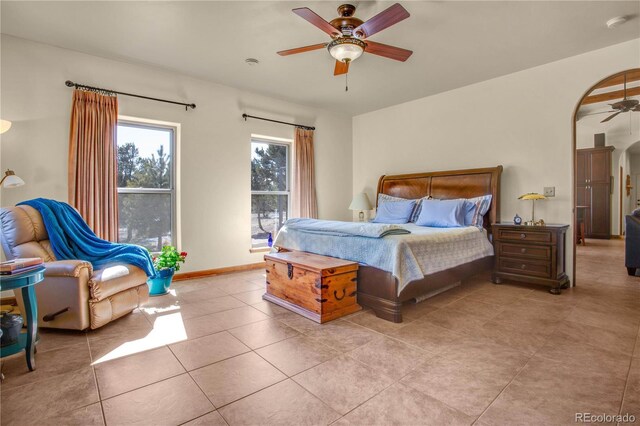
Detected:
left=68, top=89, right=119, bottom=241
left=293, top=127, right=318, bottom=218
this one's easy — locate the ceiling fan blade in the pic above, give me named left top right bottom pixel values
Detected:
left=353, top=3, right=410, bottom=39
left=277, top=43, right=327, bottom=56
left=601, top=111, right=623, bottom=123
left=334, top=60, right=349, bottom=76
left=292, top=8, right=341, bottom=37
left=585, top=110, right=616, bottom=115
left=365, top=40, right=413, bottom=62
left=578, top=110, right=615, bottom=120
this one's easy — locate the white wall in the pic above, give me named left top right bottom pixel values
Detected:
left=0, top=35, right=353, bottom=273
left=631, top=154, right=640, bottom=175
left=353, top=39, right=640, bottom=283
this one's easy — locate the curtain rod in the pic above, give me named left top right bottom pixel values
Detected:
left=242, top=113, right=315, bottom=131
left=65, top=80, right=196, bottom=111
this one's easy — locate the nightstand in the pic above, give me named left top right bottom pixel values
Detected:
left=491, top=223, right=570, bottom=294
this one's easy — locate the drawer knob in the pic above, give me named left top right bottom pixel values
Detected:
left=520, top=233, right=526, bottom=239
left=521, top=248, right=527, bottom=254
left=521, top=264, right=527, bottom=270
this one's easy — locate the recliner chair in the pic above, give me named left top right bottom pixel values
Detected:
left=0, top=205, right=149, bottom=330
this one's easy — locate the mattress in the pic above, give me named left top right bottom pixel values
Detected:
left=273, top=222, right=494, bottom=296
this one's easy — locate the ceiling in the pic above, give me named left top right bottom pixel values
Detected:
left=2, top=1, right=639, bottom=115
left=577, top=70, right=640, bottom=153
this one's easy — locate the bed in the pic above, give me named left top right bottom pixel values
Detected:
left=276, top=166, right=503, bottom=323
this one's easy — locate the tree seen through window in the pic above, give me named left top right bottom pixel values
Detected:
left=117, top=123, right=174, bottom=251
left=251, top=140, right=290, bottom=248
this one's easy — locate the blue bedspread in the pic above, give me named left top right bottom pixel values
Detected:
left=284, top=218, right=410, bottom=238
left=274, top=221, right=494, bottom=296
left=18, top=198, right=156, bottom=277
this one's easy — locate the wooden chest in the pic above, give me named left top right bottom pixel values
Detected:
left=263, top=251, right=361, bottom=323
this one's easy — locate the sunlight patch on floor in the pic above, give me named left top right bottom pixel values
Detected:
left=91, top=311, right=187, bottom=365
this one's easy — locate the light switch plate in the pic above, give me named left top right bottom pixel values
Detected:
left=543, top=187, right=555, bottom=197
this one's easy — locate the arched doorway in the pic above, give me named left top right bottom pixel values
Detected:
left=572, top=69, right=640, bottom=284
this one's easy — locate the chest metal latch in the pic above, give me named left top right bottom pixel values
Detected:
left=287, top=263, right=294, bottom=279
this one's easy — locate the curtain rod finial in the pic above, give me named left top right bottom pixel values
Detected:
left=65, top=80, right=75, bottom=87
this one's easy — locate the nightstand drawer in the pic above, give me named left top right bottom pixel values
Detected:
left=496, top=229, right=552, bottom=243
left=497, top=242, right=551, bottom=260
left=498, top=258, right=551, bottom=278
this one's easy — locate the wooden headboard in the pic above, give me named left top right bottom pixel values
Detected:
left=376, top=166, right=503, bottom=232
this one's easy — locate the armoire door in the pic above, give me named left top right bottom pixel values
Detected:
left=576, top=151, right=589, bottom=186
left=589, top=149, right=611, bottom=184
left=589, top=183, right=610, bottom=238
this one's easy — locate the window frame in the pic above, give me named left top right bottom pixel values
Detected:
left=116, top=117, right=179, bottom=251
left=250, top=135, right=293, bottom=250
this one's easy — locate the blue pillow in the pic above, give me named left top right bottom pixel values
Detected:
left=463, top=200, right=477, bottom=226
left=415, top=199, right=467, bottom=227
left=633, top=208, right=640, bottom=218
left=372, top=199, right=416, bottom=224
left=377, top=193, right=428, bottom=222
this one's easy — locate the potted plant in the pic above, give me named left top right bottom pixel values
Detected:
left=146, top=246, right=187, bottom=296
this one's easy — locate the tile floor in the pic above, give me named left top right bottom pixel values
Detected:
left=1, top=239, right=638, bottom=425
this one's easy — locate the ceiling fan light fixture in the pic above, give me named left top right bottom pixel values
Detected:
left=327, top=37, right=365, bottom=63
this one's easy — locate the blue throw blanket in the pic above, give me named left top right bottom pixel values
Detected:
left=18, top=198, right=156, bottom=277
left=283, top=218, right=411, bottom=238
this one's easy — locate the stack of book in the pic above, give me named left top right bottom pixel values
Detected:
left=0, top=258, right=44, bottom=276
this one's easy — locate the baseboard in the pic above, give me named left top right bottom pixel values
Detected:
left=173, top=262, right=265, bottom=281
left=611, top=235, right=624, bottom=240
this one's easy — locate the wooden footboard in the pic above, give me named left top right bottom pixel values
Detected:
left=357, top=256, right=494, bottom=323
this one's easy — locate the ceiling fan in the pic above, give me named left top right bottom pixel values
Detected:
left=277, top=3, right=413, bottom=78
left=598, top=74, right=640, bottom=123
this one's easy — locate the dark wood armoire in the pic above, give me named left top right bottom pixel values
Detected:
left=576, top=146, right=613, bottom=239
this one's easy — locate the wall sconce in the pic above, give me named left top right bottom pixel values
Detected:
left=0, top=120, right=26, bottom=188
left=0, top=120, right=12, bottom=134
left=0, top=170, right=25, bottom=188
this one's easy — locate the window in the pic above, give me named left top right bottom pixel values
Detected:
left=117, top=120, right=176, bottom=252
left=251, top=137, right=291, bottom=249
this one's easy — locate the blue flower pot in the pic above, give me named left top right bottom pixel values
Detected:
left=147, top=267, right=175, bottom=296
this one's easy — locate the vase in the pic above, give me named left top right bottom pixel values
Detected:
left=147, top=267, right=175, bottom=296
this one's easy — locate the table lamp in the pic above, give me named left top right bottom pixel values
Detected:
left=518, top=192, right=546, bottom=226
left=349, top=193, right=372, bottom=222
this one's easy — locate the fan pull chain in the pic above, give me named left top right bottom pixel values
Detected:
left=345, top=73, right=349, bottom=92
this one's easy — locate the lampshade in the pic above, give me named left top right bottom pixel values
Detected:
left=349, top=193, right=372, bottom=211
left=518, top=193, right=547, bottom=201
left=1, top=170, right=25, bottom=188
left=0, top=120, right=12, bottom=134
left=328, top=37, right=366, bottom=63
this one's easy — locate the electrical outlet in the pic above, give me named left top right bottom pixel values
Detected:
left=543, top=187, right=555, bottom=197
